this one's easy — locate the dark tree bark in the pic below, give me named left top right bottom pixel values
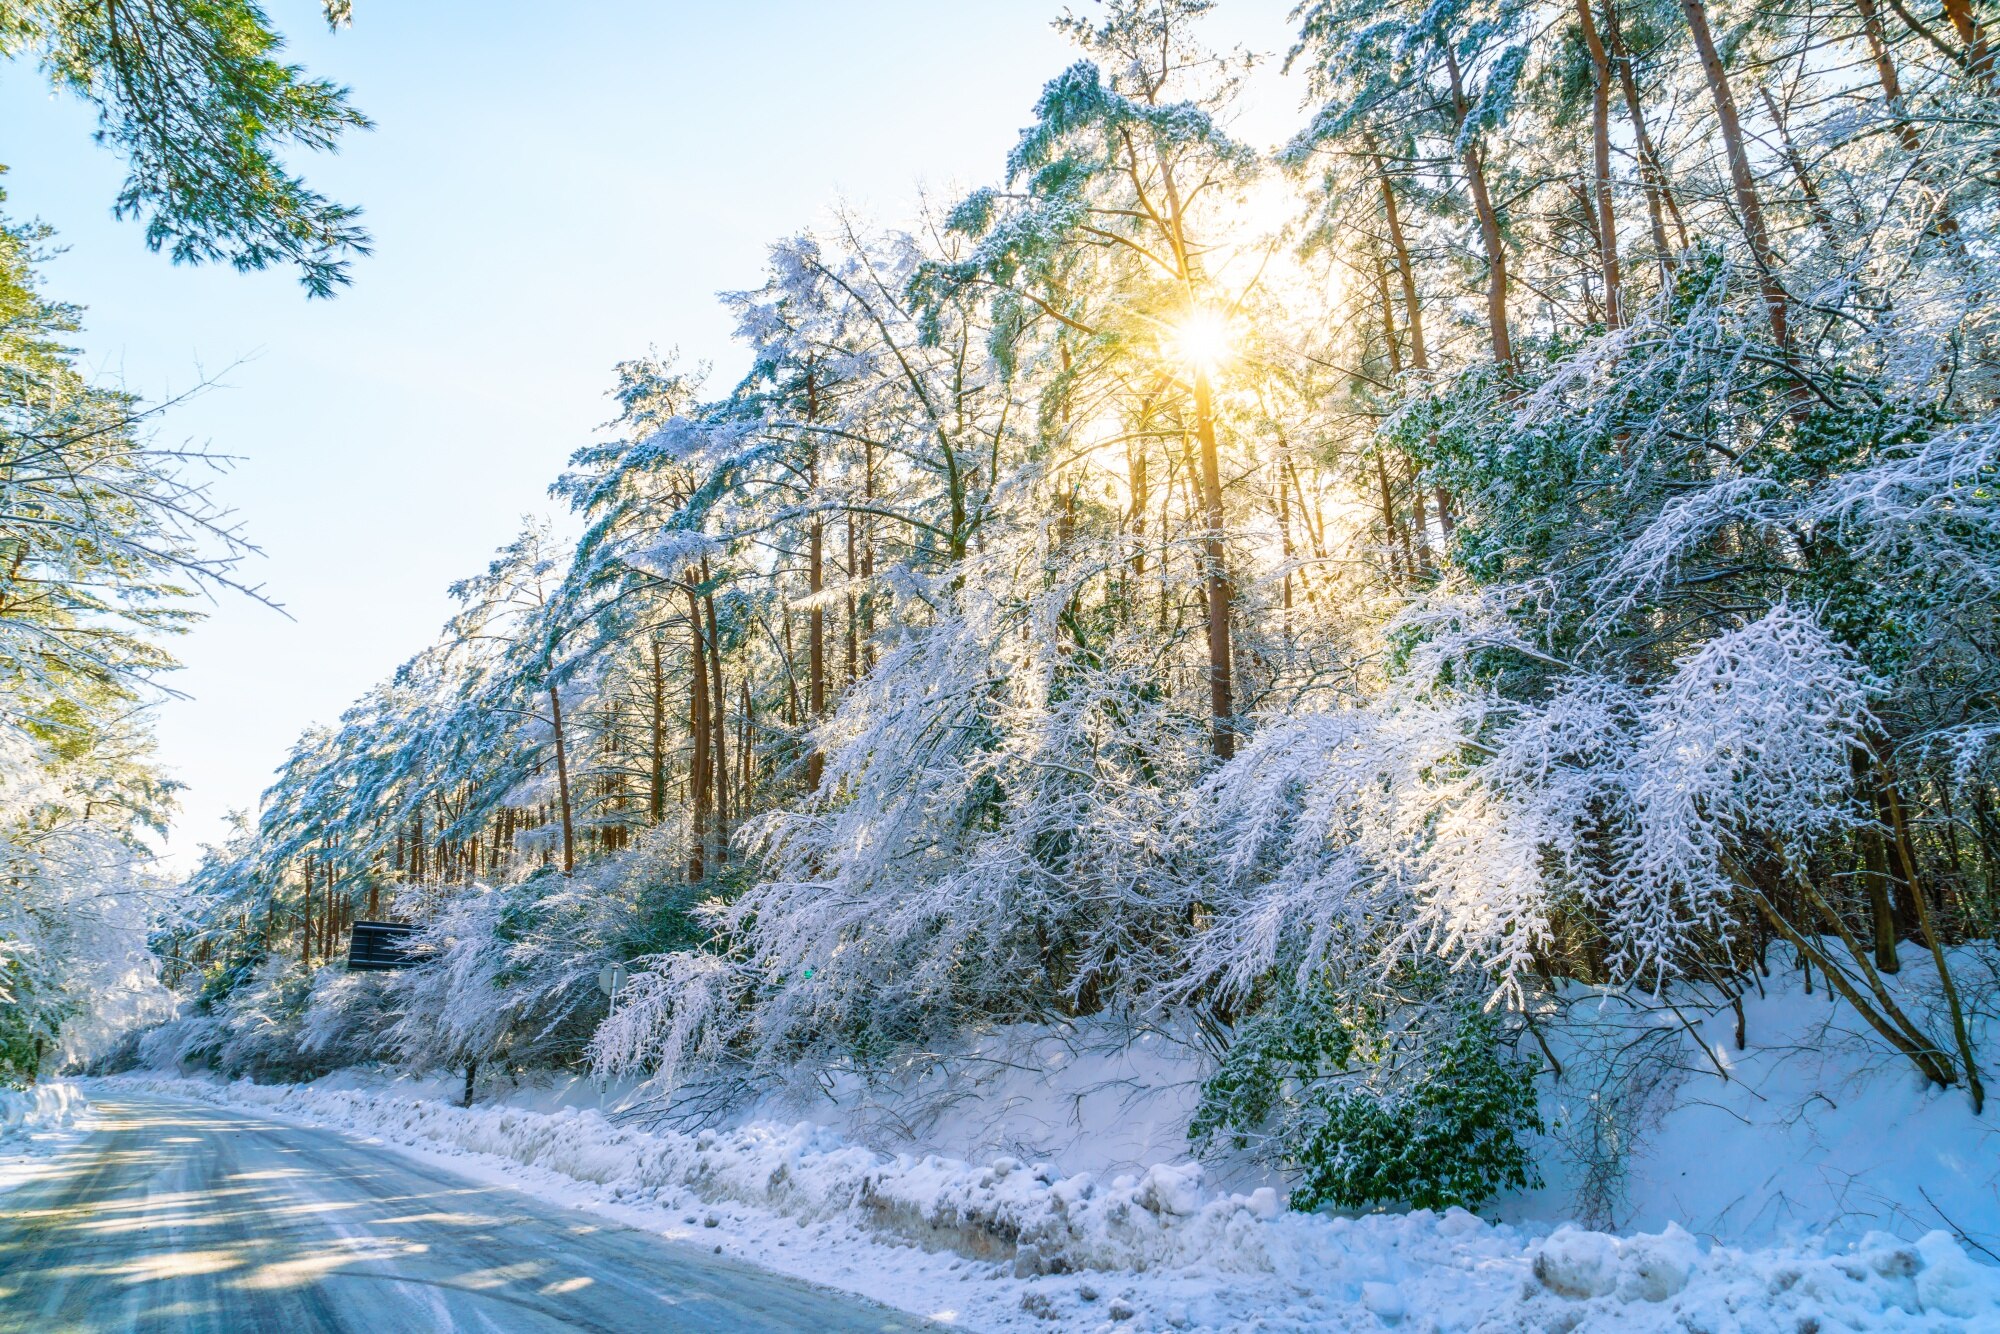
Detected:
left=1442, top=47, right=1514, bottom=369
left=1680, top=0, right=1790, bottom=346
left=687, top=579, right=711, bottom=883
left=548, top=686, right=575, bottom=875
left=1577, top=0, right=1624, bottom=328
left=649, top=638, right=667, bottom=825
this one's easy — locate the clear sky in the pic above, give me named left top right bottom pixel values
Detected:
left=1, top=1, right=1298, bottom=870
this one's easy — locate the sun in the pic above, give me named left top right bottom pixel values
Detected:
left=1166, top=305, right=1236, bottom=375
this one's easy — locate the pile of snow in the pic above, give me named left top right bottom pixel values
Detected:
left=101, top=1073, right=1998, bottom=1330
left=724, top=1020, right=1226, bottom=1184
left=0, top=1081, right=90, bottom=1139
left=621, top=964, right=2000, bottom=1263
left=105, top=1071, right=1272, bottom=1274
left=1514, top=952, right=2000, bottom=1254
left=0, top=1080, right=94, bottom=1200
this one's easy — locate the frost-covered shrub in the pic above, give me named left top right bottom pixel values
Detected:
left=602, top=534, right=1212, bottom=1086
left=118, top=959, right=324, bottom=1081
left=392, top=832, right=666, bottom=1074
left=211, top=958, right=324, bottom=1081
left=1192, top=986, right=1541, bottom=1213
left=1183, top=595, right=1875, bottom=1004
left=0, top=950, right=69, bottom=1086
left=299, top=969, right=402, bottom=1067
left=133, top=1012, right=225, bottom=1073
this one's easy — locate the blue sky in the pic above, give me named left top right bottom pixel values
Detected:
left=1, top=1, right=1296, bottom=868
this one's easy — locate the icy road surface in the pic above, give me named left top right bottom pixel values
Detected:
left=0, top=1092, right=934, bottom=1333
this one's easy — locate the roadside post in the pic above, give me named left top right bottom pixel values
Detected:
left=595, top=963, right=628, bottom=1105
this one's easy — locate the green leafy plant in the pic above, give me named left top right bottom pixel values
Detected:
left=1193, top=987, right=1542, bottom=1213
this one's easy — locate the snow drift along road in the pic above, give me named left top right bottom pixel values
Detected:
left=102, top=1075, right=2000, bottom=1332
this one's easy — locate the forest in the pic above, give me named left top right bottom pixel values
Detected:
left=8, top=0, right=2000, bottom=1223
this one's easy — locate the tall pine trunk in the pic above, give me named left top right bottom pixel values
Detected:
left=705, top=580, right=728, bottom=865
left=687, top=579, right=710, bottom=883
left=649, top=638, right=666, bottom=824
left=1372, top=146, right=1454, bottom=533
left=1576, top=0, right=1623, bottom=328
left=1442, top=48, right=1514, bottom=369
left=548, top=686, right=575, bottom=875
left=1680, top=0, right=1790, bottom=346
left=1941, top=0, right=1994, bottom=87
left=1193, top=369, right=1235, bottom=760
left=1606, top=2, right=1689, bottom=272
left=845, top=515, right=859, bottom=686
left=1370, top=145, right=1430, bottom=371
left=1857, top=0, right=1926, bottom=153
left=300, top=857, right=314, bottom=965
left=807, top=517, right=826, bottom=789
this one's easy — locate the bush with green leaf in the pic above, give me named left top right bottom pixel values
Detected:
left=1192, top=984, right=1541, bottom=1213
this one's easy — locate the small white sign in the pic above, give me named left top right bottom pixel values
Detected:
left=597, top=962, right=628, bottom=998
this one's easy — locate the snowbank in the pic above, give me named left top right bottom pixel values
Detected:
left=105, top=1071, right=1271, bottom=1274
left=0, top=1080, right=94, bottom=1200
left=1513, top=951, right=2000, bottom=1255
left=0, top=1081, right=90, bottom=1139
left=100, top=1073, right=1999, bottom=1331
left=726, top=1020, right=1218, bottom=1188
left=627, top=968, right=2000, bottom=1261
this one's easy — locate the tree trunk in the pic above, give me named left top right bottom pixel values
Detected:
left=300, top=858, right=314, bottom=965
left=1680, top=0, right=1790, bottom=346
left=1193, top=370, right=1235, bottom=761
left=1374, top=454, right=1409, bottom=587
left=548, top=686, right=575, bottom=875
left=1442, top=48, right=1514, bottom=369
left=1372, top=149, right=1455, bottom=536
left=1276, top=456, right=1297, bottom=626
left=1408, top=461, right=1433, bottom=572
left=1368, top=249, right=1414, bottom=585
left=845, top=515, right=859, bottom=686
left=740, top=681, right=754, bottom=801
left=649, top=638, right=666, bottom=824
left=861, top=443, right=877, bottom=674
left=1606, top=1, right=1689, bottom=272
left=1373, top=243, right=1406, bottom=378
left=687, top=580, right=710, bottom=883
left=1941, top=0, right=1994, bottom=87
left=704, top=583, right=728, bottom=864
left=1759, top=87, right=1840, bottom=248
left=1371, top=147, right=1430, bottom=371
left=1128, top=442, right=1149, bottom=580
left=1855, top=761, right=1902, bottom=973
left=1857, top=0, right=1926, bottom=152
left=807, top=517, right=826, bottom=790
left=1577, top=0, right=1624, bottom=329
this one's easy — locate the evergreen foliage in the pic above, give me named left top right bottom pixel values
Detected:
left=2, top=0, right=370, bottom=293
left=1191, top=986, right=1541, bottom=1212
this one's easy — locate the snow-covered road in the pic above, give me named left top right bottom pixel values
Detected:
left=0, top=1092, right=931, bottom=1333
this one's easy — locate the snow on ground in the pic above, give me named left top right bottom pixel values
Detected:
left=0, top=1080, right=95, bottom=1197
left=1513, top=957, right=2000, bottom=1255
left=95, top=1070, right=1999, bottom=1331
left=729, top=1021, right=1222, bottom=1187
left=584, top=960, right=2000, bottom=1262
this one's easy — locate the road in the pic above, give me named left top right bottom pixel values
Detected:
left=0, top=1092, right=938, bottom=1333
